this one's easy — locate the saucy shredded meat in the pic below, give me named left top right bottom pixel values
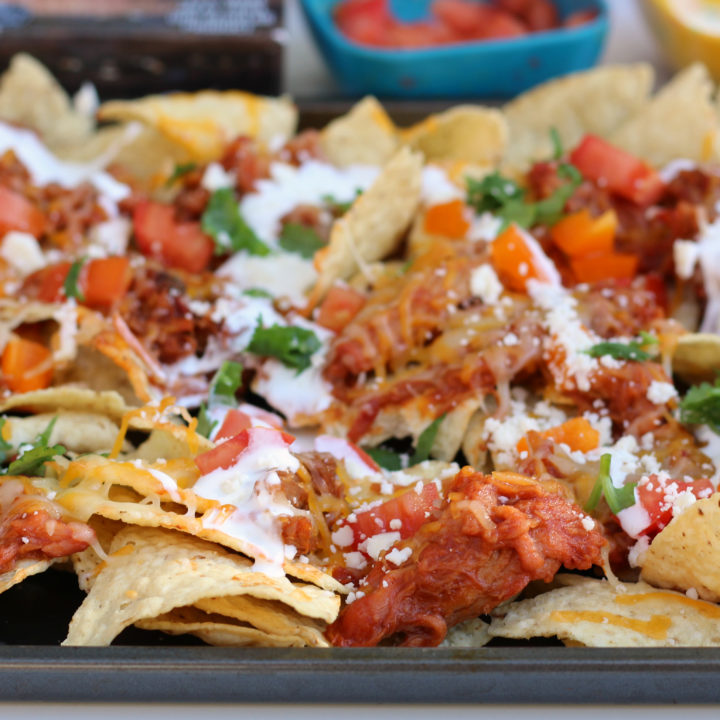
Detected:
left=327, top=468, right=605, bottom=647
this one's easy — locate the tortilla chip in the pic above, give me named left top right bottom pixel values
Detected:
left=432, top=399, right=483, bottom=462
left=71, top=517, right=125, bottom=593
left=640, top=492, right=720, bottom=601
left=0, top=388, right=129, bottom=419
left=461, top=409, right=491, bottom=471
left=310, top=147, right=423, bottom=304
left=0, top=53, right=93, bottom=151
left=502, top=64, right=655, bottom=170
left=63, top=525, right=340, bottom=646
left=490, top=576, right=720, bottom=647
left=672, top=333, right=720, bottom=383
left=99, top=91, right=297, bottom=162
left=5, top=412, right=122, bottom=455
left=0, top=558, right=52, bottom=595
left=320, top=96, right=399, bottom=167
left=136, top=603, right=329, bottom=647
left=440, top=617, right=492, bottom=647
left=610, top=63, right=718, bottom=167
left=50, top=457, right=343, bottom=593
left=402, top=106, right=507, bottom=166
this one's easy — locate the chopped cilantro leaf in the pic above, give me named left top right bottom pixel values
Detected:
left=196, top=404, right=217, bottom=439
left=278, top=223, right=325, bottom=259
left=165, top=162, right=197, bottom=187
left=0, top=418, right=13, bottom=465
left=247, top=322, right=321, bottom=373
left=363, top=446, right=403, bottom=471
left=243, top=288, right=273, bottom=299
left=467, top=172, right=525, bottom=215
left=533, top=164, right=582, bottom=226
left=585, top=338, right=654, bottom=362
left=409, top=414, right=446, bottom=466
left=63, top=257, right=86, bottom=301
left=322, top=189, right=362, bottom=214
left=2, top=417, right=65, bottom=477
left=201, top=188, right=270, bottom=257
left=680, top=378, right=720, bottom=434
left=209, top=360, right=243, bottom=406
left=584, top=453, right=637, bottom=515
left=550, top=127, right=563, bottom=161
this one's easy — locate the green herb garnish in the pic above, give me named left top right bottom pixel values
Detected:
left=585, top=335, right=657, bottom=362
left=467, top=172, right=526, bottom=215
left=363, top=446, right=403, bottom=471
left=584, top=453, right=637, bottom=515
left=209, top=360, right=243, bottom=406
left=201, top=188, right=270, bottom=257
left=165, top=162, right=197, bottom=187
left=278, top=223, right=325, bottom=259
left=247, top=322, right=321, bottom=373
left=409, top=414, right=445, bottom=466
left=322, top=189, right=362, bottom=214
left=242, top=288, right=274, bottom=299
left=196, top=404, right=217, bottom=439
left=2, top=417, right=66, bottom=477
left=63, top=257, right=86, bottom=301
left=680, top=377, right=720, bottom=434
left=550, top=127, right=563, bottom=161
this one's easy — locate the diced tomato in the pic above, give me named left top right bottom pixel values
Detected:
left=0, top=185, right=45, bottom=238
left=516, top=417, right=600, bottom=456
left=432, top=0, right=486, bottom=36
left=635, top=475, right=715, bottom=536
left=82, top=257, right=132, bottom=309
left=423, top=199, right=471, bottom=238
left=315, top=285, right=366, bottom=333
left=215, top=410, right=253, bottom=443
left=570, top=251, right=638, bottom=284
left=133, top=201, right=214, bottom=274
left=490, top=223, right=560, bottom=292
left=344, top=482, right=440, bottom=549
left=21, top=262, right=71, bottom=303
left=335, top=0, right=392, bottom=45
left=551, top=209, right=617, bottom=258
left=195, top=427, right=296, bottom=475
left=1, top=337, right=53, bottom=393
left=569, top=135, right=665, bottom=207
left=483, top=9, right=527, bottom=38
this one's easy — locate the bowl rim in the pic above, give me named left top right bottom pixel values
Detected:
left=300, top=0, right=610, bottom=59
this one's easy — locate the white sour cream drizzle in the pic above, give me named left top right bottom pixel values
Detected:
left=0, top=122, right=129, bottom=202
left=193, top=430, right=300, bottom=576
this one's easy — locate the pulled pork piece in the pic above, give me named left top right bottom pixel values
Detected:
left=0, top=478, right=95, bottom=573
left=327, top=468, right=605, bottom=647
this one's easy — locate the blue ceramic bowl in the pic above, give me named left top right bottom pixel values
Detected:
left=300, top=0, right=609, bottom=98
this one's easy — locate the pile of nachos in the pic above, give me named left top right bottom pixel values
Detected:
left=3, top=54, right=720, bottom=647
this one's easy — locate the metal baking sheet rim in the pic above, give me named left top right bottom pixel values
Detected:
left=1, top=647, right=720, bottom=704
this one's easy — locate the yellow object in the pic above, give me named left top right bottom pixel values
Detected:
left=642, top=0, right=720, bottom=80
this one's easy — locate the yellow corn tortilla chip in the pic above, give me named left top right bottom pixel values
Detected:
left=136, top=604, right=328, bottom=647
left=50, top=457, right=343, bottom=593
left=0, top=558, right=52, bottom=595
left=402, top=106, right=507, bottom=166
left=310, top=147, right=423, bottom=304
left=672, top=332, right=720, bottom=383
left=640, top=492, right=720, bottom=601
left=440, top=617, right=492, bottom=647
left=5, top=412, right=122, bottom=455
left=502, top=64, right=655, bottom=170
left=63, top=525, right=339, bottom=646
left=72, top=517, right=125, bottom=593
left=0, top=53, right=93, bottom=150
left=0, top=388, right=129, bottom=420
left=490, top=576, right=720, bottom=647
left=99, top=91, right=297, bottom=162
left=320, top=96, right=399, bottom=167
left=610, top=63, right=718, bottom=166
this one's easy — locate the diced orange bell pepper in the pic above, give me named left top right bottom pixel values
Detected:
left=570, top=252, right=638, bottom=284
left=490, top=223, right=559, bottom=292
left=1, top=337, right=53, bottom=393
left=423, top=199, right=470, bottom=239
left=82, top=257, right=132, bottom=309
left=551, top=209, right=617, bottom=258
left=516, top=417, right=600, bottom=455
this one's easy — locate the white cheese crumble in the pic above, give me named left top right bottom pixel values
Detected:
left=0, top=231, right=45, bottom=275
left=469, top=264, right=502, bottom=305
left=360, top=531, right=401, bottom=561
left=201, top=162, right=235, bottom=191
left=385, top=546, right=412, bottom=566
left=421, top=165, right=462, bottom=205
left=646, top=380, right=678, bottom=405
left=331, top=525, right=354, bottom=548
